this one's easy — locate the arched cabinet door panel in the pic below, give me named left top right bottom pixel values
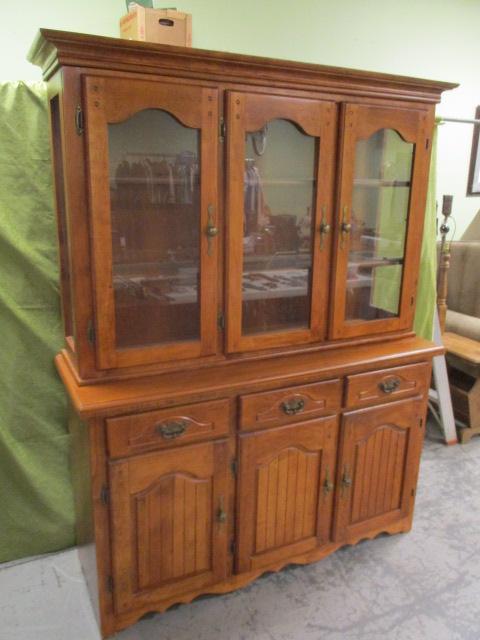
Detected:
left=225, top=91, right=337, bottom=354
left=333, top=397, right=425, bottom=543
left=83, top=75, right=219, bottom=369
left=108, top=439, right=230, bottom=614
left=236, top=415, right=338, bottom=572
left=330, top=103, right=433, bottom=340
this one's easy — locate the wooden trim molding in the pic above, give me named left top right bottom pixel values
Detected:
left=28, top=29, right=457, bottom=103
left=56, top=336, right=443, bottom=418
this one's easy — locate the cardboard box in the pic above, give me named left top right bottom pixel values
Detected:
left=120, top=6, right=192, bottom=46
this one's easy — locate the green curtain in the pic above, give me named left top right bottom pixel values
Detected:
left=370, top=127, right=438, bottom=337
left=413, top=126, right=438, bottom=340
left=0, top=82, right=74, bottom=562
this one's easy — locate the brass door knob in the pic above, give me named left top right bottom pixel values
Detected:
left=206, top=224, right=218, bottom=237
left=341, top=467, right=352, bottom=496
left=217, top=496, right=227, bottom=523
left=323, top=468, right=334, bottom=495
left=206, top=204, right=218, bottom=256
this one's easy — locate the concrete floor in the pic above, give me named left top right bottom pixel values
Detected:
left=1, top=423, right=480, bottom=640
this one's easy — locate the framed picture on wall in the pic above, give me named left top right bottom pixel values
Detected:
left=467, top=105, right=480, bottom=196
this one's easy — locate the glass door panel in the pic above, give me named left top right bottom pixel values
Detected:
left=331, top=104, right=431, bottom=340
left=226, top=92, right=336, bottom=353
left=108, top=110, right=201, bottom=349
left=346, top=129, right=413, bottom=321
left=84, top=76, right=218, bottom=369
left=242, top=119, right=316, bottom=335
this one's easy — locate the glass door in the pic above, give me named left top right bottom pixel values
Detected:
left=226, top=92, right=336, bottom=353
left=83, top=76, right=219, bottom=369
left=330, top=104, right=432, bottom=339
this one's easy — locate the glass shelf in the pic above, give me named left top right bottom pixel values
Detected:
left=353, top=178, right=411, bottom=187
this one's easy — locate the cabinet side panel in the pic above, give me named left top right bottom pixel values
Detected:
left=50, top=93, right=74, bottom=341
left=69, top=410, right=98, bottom=619
left=70, top=410, right=116, bottom=637
left=61, top=68, right=98, bottom=379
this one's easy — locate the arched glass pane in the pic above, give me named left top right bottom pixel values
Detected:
left=241, top=119, right=317, bottom=335
left=108, top=109, right=200, bottom=348
left=345, top=129, right=414, bottom=322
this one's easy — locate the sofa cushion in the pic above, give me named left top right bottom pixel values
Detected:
left=446, top=242, right=480, bottom=318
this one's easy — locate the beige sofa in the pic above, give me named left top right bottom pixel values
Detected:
left=445, top=242, right=480, bottom=341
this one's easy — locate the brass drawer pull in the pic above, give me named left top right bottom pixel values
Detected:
left=379, top=377, right=401, bottom=394
left=156, top=419, right=187, bottom=440
left=281, top=398, right=305, bottom=415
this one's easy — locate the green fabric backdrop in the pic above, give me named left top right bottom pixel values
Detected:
left=413, top=127, right=438, bottom=340
left=0, top=82, right=74, bottom=562
left=0, top=82, right=437, bottom=562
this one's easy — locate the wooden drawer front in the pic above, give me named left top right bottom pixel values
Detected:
left=345, top=362, right=430, bottom=409
left=240, top=379, right=342, bottom=432
left=106, top=399, right=230, bottom=458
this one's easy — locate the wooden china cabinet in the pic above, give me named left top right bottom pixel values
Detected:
left=29, top=30, right=455, bottom=638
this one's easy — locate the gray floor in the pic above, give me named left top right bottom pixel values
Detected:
left=1, top=422, right=480, bottom=640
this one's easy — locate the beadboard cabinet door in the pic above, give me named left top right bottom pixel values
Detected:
left=333, top=398, right=425, bottom=543
left=108, top=440, right=230, bottom=614
left=236, top=416, right=338, bottom=572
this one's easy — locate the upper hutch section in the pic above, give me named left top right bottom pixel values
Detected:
left=29, top=30, right=456, bottom=382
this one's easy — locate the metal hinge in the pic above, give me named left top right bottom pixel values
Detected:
left=100, top=485, right=109, bottom=505
left=106, top=575, right=114, bottom=593
left=420, top=417, right=423, bottom=429
left=75, top=105, right=84, bottom=135
left=425, top=138, right=430, bottom=150
left=219, top=117, right=226, bottom=142
left=410, top=296, right=415, bottom=306
left=230, top=538, right=236, bottom=555
left=230, top=459, right=238, bottom=476
left=218, top=313, right=225, bottom=331
left=411, top=488, right=415, bottom=498
left=87, top=320, right=95, bottom=345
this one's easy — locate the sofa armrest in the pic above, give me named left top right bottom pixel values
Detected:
left=445, top=309, right=480, bottom=342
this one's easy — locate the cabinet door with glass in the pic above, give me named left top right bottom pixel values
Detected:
left=330, top=104, right=432, bottom=339
left=83, top=76, right=219, bottom=369
left=226, top=92, right=336, bottom=353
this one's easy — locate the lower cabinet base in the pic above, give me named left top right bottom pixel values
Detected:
left=94, top=515, right=414, bottom=638
left=65, top=343, right=437, bottom=639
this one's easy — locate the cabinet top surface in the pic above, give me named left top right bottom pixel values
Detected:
left=28, top=29, right=457, bottom=102
left=57, top=336, right=442, bottom=418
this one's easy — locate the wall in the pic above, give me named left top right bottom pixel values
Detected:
left=3, top=0, right=480, bottom=238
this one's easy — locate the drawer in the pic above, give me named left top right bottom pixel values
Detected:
left=239, top=379, right=342, bottom=432
left=106, top=399, right=230, bottom=458
left=345, top=362, right=431, bottom=409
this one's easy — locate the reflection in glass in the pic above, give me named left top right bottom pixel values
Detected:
left=108, top=109, right=200, bottom=348
left=345, top=129, right=413, bottom=322
left=241, top=119, right=317, bottom=335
